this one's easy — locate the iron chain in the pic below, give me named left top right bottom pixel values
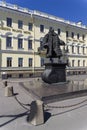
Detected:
left=44, top=99, right=87, bottom=109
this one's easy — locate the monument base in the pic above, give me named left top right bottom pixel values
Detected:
left=21, top=79, right=87, bottom=104
left=42, top=58, right=67, bottom=84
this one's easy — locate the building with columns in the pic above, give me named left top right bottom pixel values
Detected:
left=0, top=1, right=87, bottom=78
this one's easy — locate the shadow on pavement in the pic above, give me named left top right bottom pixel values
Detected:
left=0, top=110, right=30, bottom=127
left=44, top=112, right=51, bottom=123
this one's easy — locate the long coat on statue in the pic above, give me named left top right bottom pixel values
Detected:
left=42, top=30, right=65, bottom=58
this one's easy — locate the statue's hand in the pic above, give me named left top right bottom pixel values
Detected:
left=43, top=43, right=49, bottom=48
left=60, top=40, right=65, bottom=46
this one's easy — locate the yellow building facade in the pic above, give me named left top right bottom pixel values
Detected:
left=0, top=1, right=87, bottom=78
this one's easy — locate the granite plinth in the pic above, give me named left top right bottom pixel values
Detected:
left=20, top=78, right=87, bottom=104
left=42, top=58, right=67, bottom=84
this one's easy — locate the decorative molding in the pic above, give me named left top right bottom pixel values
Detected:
left=34, top=39, right=40, bottom=42
left=17, top=34, right=23, bottom=38
left=1, top=67, right=34, bottom=71
left=0, top=67, right=44, bottom=71
left=23, top=31, right=31, bottom=34
left=1, top=50, right=34, bottom=55
left=12, top=29, right=22, bottom=33
left=0, top=26, right=11, bottom=31
left=5, top=32, right=12, bottom=36
left=68, top=54, right=87, bottom=58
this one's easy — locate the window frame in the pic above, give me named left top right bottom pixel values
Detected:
left=40, top=25, right=44, bottom=33
left=7, top=57, right=12, bottom=67
left=18, top=58, right=23, bottom=67
left=58, top=28, right=61, bottom=35
left=71, top=32, right=74, bottom=38
left=72, top=60, right=75, bottom=67
left=41, top=58, right=44, bottom=67
left=18, top=38, right=23, bottom=49
left=78, top=60, right=80, bottom=67
left=29, top=58, right=33, bottom=67
left=28, top=40, right=32, bottom=49
left=6, top=37, right=12, bottom=48
left=77, top=33, right=79, bottom=39
left=18, top=20, right=23, bottom=29
left=66, top=31, right=68, bottom=38
left=7, top=17, right=12, bottom=27
left=28, top=23, right=33, bottom=31
left=72, top=45, right=74, bottom=53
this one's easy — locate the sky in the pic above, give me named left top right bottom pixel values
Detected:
left=3, top=0, right=87, bottom=25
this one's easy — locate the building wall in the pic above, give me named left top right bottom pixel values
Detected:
left=0, top=1, right=87, bottom=78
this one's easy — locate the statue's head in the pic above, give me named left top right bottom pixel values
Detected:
left=49, top=27, right=54, bottom=33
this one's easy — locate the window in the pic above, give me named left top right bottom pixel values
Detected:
left=40, top=37, right=43, bottom=49
left=77, top=46, right=80, bottom=54
left=7, top=57, right=12, bottom=67
left=6, top=37, right=12, bottom=48
left=83, top=60, right=85, bottom=67
left=18, top=20, right=23, bottom=29
left=28, top=40, right=32, bottom=49
left=29, top=58, right=33, bottom=67
left=7, top=17, right=12, bottom=27
left=18, top=58, right=23, bottom=67
left=58, top=28, right=61, bottom=35
left=41, top=58, right=44, bottom=66
left=78, top=60, right=80, bottom=67
left=71, top=32, right=74, bottom=38
left=40, top=25, right=44, bottom=32
left=66, top=45, right=69, bottom=53
left=72, top=60, right=74, bottom=67
left=66, top=31, right=68, bottom=37
left=18, top=38, right=23, bottom=49
left=72, top=45, right=74, bottom=53
left=28, top=23, right=33, bottom=31
left=77, top=33, right=79, bottom=39
left=19, top=74, right=23, bottom=78
left=7, top=74, right=12, bottom=78
left=82, top=35, right=85, bottom=41
left=83, top=47, right=85, bottom=54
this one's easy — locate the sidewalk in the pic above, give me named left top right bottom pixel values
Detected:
left=0, top=77, right=87, bottom=130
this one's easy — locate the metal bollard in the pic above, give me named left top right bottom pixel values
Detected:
left=28, top=100, right=44, bottom=126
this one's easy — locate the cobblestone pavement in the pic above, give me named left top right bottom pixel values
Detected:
left=0, top=75, right=87, bottom=130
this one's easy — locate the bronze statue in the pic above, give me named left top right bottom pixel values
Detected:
left=42, top=27, right=65, bottom=58
left=38, top=27, right=67, bottom=83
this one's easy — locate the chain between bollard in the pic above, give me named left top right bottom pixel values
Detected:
left=44, top=99, right=87, bottom=109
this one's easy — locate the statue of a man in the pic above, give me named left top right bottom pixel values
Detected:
left=42, top=27, right=65, bottom=58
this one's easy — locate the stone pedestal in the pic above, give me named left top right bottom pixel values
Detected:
left=42, top=58, right=67, bottom=84
left=3, top=81, right=8, bottom=87
left=5, top=86, right=14, bottom=97
left=29, top=100, right=44, bottom=126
